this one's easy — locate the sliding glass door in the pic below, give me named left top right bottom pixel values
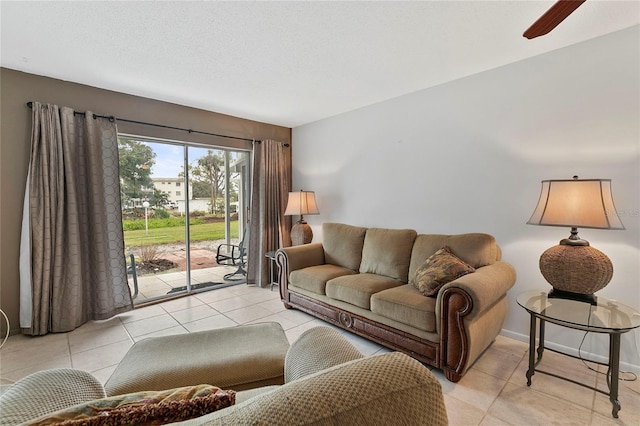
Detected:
left=118, top=136, right=250, bottom=304
left=185, top=147, right=249, bottom=293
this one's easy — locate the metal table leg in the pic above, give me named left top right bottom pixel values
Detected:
left=608, top=333, right=622, bottom=418
left=527, top=313, right=537, bottom=386
left=537, top=318, right=545, bottom=362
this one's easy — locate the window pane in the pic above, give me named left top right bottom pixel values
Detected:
left=119, top=136, right=250, bottom=304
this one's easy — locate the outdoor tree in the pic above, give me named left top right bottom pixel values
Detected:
left=150, top=188, right=170, bottom=208
left=189, top=150, right=226, bottom=214
left=118, top=138, right=156, bottom=206
left=190, top=181, right=210, bottom=199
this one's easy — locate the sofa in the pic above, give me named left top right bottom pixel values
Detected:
left=0, top=326, right=448, bottom=425
left=276, top=223, right=517, bottom=382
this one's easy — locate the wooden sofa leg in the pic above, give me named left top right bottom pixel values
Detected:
left=444, top=369, right=463, bottom=383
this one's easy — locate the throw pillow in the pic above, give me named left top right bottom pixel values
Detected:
left=412, top=246, right=475, bottom=296
left=26, top=384, right=235, bottom=426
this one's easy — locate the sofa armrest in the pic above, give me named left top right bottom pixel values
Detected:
left=285, top=327, right=363, bottom=382
left=276, top=243, right=325, bottom=289
left=0, top=369, right=106, bottom=425
left=438, top=261, right=516, bottom=321
left=277, top=243, right=325, bottom=271
left=435, top=261, right=516, bottom=382
left=176, top=352, right=448, bottom=426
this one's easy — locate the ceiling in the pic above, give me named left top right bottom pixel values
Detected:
left=1, top=1, right=638, bottom=128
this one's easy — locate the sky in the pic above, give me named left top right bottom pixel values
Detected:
left=142, top=142, right=223, bottom=179
left=148, top=143, right=184, bottom=178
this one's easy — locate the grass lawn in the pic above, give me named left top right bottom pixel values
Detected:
left=124, top=220, right=239, bottom=247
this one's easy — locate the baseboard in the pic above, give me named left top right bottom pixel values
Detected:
left=500, top=329, right=640, bottom=376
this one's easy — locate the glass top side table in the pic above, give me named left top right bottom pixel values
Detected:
left=517, top=290, right=640, bottom=418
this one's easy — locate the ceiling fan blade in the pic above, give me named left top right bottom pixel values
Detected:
left=523, top=0, right=587, bottom=39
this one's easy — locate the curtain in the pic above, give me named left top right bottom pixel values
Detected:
left=19, top=102, right=133, bottom=336
left=247, top=140, right=292, bottom=287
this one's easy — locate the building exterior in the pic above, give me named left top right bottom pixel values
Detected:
left=151, top=178, right=190, bottom=205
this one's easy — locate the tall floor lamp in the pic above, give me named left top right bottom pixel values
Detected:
left=284, top=190, right=319, bottom=245
left=527, top=176, right=625, bottom=303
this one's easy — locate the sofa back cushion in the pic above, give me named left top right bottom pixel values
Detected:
left=359, top=228, right=417, bottom=282
left=408, top=233, right=499, bottom=282
left=323, top=223, right=367, bottom=271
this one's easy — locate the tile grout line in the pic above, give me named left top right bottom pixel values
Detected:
left=66, top=332, right=74, bottom=369
left=117, top=315, right=136, bottom=344
left=477, top=348, right=528, bottom=426
left=161, top=303, right=201, bottom=335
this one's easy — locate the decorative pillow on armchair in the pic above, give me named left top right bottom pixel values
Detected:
left=26, top=384, right=235, bottom=426
left=411, top=246, right=475, bottom=297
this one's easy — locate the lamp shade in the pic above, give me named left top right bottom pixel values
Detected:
left=284, top=190, right=319, bottom=245
left=527, top=178, right=624, bottom=230
left=527, top=177, right=624, bottom=302
left=284, top=191, right=319, bottom=217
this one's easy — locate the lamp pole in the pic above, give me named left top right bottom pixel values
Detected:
left=143, top=201, right=150, bottom=235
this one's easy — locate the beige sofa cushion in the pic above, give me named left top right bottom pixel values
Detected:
left=290, top=264, right=356, bottom=295
left=322, top=223, right=367, bottom=270
left=409, top=233, right=498, bottom=282
left=326, top=273, right=404, bottom=309
left=359, top=228, right=417, bottom=282
left=370, top=285, right=437, bottom=332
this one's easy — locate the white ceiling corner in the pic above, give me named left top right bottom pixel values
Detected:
left=1, top=1, right=638, bottom=128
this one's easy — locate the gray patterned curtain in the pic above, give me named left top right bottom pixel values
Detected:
left=247, top=140, right=291, bottom=287
left=19, top=102, right=132, bottom=336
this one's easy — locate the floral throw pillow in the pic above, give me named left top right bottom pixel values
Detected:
left=412, top=246, right=475, bottom=297
left=27, top=384, right=235, bottom=426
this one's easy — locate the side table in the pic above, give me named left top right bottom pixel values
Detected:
left=265, top=251, right=278, bottom=291
left=517, top=291, right=640, bottom=418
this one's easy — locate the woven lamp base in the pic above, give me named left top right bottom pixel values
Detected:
left=291, top=222, right=313, bottom=245
left=539, top=244, right=613, bottom=296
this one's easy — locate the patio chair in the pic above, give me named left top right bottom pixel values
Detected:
left=216, top=227, right=248, bottom=281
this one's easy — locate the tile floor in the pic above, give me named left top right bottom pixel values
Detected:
left=1, top=284, right=639, bottom=425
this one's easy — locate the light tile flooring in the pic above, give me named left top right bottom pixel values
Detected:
left=1, top=285, right=639, bottom=425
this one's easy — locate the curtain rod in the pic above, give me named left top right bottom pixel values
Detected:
left=26, top=101, right=266, bottom=144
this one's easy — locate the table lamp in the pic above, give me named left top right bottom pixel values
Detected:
left=527, top=176, right=624, bottom=303
left=284, top=190, right=319, bottom=245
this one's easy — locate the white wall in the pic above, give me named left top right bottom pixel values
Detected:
left=292, top=26, right=640, bottom=370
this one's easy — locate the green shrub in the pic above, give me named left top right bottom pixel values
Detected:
left=122, top=217, right=204, bottom=231
left=153, top=208, right=170, bottom=219
left=122, top=220, right=145, bottom=231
